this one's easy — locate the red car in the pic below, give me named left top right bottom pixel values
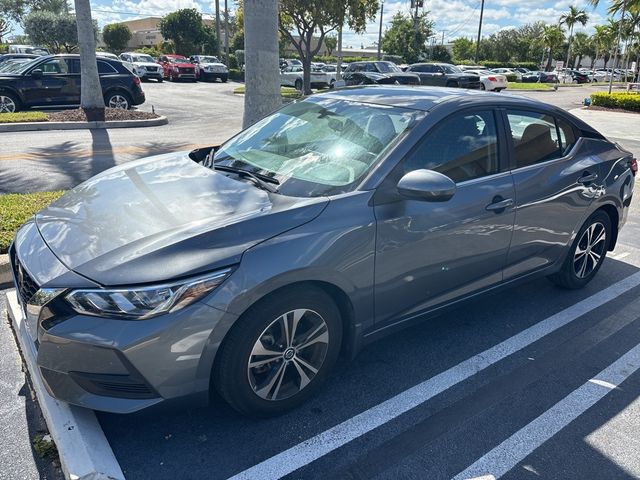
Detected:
left=158, top=54, right=197, bottom=82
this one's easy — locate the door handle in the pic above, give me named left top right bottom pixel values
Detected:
left=577, top=173, right=598, bottom=184
left=485, top=197, right=514, bottom=212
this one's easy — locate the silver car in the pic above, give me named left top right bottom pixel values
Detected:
left=10, top=87, right=635, bottom=417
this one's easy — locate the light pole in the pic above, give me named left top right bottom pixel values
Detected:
left=377, top=1, right=384, bottom=60
left=475, top=0, right=485, bottom=63
left=608, top=0, right=627, bottom=94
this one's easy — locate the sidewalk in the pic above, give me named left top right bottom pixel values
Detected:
left=0, top=292, right=61, bottom=480
left=569, top=107, right=640, bottom=141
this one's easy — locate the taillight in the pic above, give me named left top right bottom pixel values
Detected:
left=629, top=158, right=637, bottom=176
left=488, top=76, right=497, bottom=82
left=133, top=76, right=141, bottom=86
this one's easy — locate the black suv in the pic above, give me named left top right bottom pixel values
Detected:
left=406, top=63, right=481, bottom=89
left=342, top=61, right=420, bottom=86
left=0, top=54, right=145, bottom=113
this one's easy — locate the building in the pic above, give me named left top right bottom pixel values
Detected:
left=103, top=16, right=219, bottom=50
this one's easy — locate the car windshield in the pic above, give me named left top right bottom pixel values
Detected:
left=213, top=98, right=423, bottom=197
left=0, top=59, right=32, bottom=72
left=13, top=57, right=42, bottom=74
left=168, top=57, right=187, bottom=63
left=441, top=65, right=463, bottom=74
left=132, top=55, right=155, bottom=63
left=199, top=56, right=220, bottom=63
left=478, top=70, right=493, bottom=75
left=376, top=62, right=400, bottom=73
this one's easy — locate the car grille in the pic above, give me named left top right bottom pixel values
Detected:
left=11, top=249, right=39, bottom=305
left=69, top=372, right=157, bottom=399
left=179, top=67, right=194, bottom=74
left=146, top=66, right=157, bottom=72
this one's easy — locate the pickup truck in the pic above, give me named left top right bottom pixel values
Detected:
left=280, top=65, right=334, bottom=90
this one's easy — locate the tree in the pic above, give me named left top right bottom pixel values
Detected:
left=560, top=6, right=589, bottom=67
left=159, top=8, right=206, bottom=56
left=381, top=12, right=434, bottom=64
left=541, top=25, right=565, bottom=70
left=324, top=34, right=337, bottom=55
left=571, top=32, right=593, bottom=67
left=0, top=17, right=11, bottom=43
left=0, top=0, right=67, bottom=23
left=243, top=0, right=280, bottom=127
left=74, top=0, right=104, bottom=119
left=279, top=0, right=379, bottom=94
left=430, top=44, right=452, bottom=63
left=452, top=37, right=475, bottom=62
left=203, top=25, right=219, bottom=55
left=24, top=11, right=91, bottom=53
left=102, top=23, right=131, bottom=53
left=592, top=24, right=615, bottom=67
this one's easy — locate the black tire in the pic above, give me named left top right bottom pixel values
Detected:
left=447, top=81, right=459, bottom=88
left=549, top=210, right=611, bottom=289
left=329, top=79, right=336, bottom=89
left=480, top=83, right=486, bottom=90
left=0, top=91, right=21, bottom=113
left=157, top=77, right=163, bottom=83
left=213, top=286, right=343, bottom=417
left=295, top=78, right=303, bottom=91
left=221, top=75, right=228, bottom=83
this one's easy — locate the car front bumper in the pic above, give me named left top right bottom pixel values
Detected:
left=9, top=224, right=238, bottom=413
left=200, top=71, right=228, bottom=80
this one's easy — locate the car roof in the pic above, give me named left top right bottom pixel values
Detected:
left=317, top=85, right=552, bottom=112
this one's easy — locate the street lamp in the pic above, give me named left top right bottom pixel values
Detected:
left=475, top=0, right=485, bottom=63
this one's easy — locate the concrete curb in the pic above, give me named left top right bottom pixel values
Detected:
left=0, top=115, right=168, bottom=132
left=0, top=254, right=10, bottom=289
left=5, top=290, right=125, bottom=480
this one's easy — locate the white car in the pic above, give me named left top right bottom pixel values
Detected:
left=97, top=52, right=119, bottom=61
left=464, top=69, right=508, bottom=91
left=119, top=52, right=164, bottom=82
left=491, top=68, right=522, bottom=81
left=190, top=55, right=229, bottom=82
left=280, top=65, right=334, bottom=90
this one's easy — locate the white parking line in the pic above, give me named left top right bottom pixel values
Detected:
left=611, top=251, right=631, bottom=260
left=453, top=342, right=640, bottom=480
left=228, top=272, right=640, bottom=480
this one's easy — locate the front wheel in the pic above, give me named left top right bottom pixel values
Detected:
left=549, top=210, right=611, bottom=289
left=157, top=77, right=163, bottom=83
left=0, top=92, right=20, bottom=113
left=294, top=78, right=303, bottom=91
left=213, top=287, right=342, bottom=417
left=221, top=75, right=228, bottom=83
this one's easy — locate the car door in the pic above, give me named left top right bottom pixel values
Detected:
left=373, top=108, right=516, bottom=327
left=22, top=57, right=73, bottom=106
left=501, top=109, right=601, bottom=280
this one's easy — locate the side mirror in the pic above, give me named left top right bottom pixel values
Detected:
left=397, top=169, right=456, bottom=202
left=31, top=69, right=43, bottom=79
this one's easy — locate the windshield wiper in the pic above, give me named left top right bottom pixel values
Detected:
left=213, top=164, right=280, bottom=193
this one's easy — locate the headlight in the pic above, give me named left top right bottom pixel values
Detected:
left=65, top=268, right=232, bottom=319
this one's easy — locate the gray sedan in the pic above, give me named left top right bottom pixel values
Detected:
left=10, top=87, right=635, bottom=417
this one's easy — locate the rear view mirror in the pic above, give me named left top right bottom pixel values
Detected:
left=397, top=169, right=456, bottom=202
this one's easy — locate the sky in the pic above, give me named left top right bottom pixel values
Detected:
left=10, top=0, right=614, bottom=48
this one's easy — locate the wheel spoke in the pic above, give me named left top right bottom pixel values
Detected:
left=296, top=323, right=328, bottom=350
left=251, top=339, right=284, bottom=357
left=255, top=362, right=286, bottom=400
left=280, top=313, right=291, bottom=348
left=591, top=228, right=606, bottom=248
left=290, top=309, right=306, bottom=344
left=249, top=354, right=282, bottom=369
left=294, top=355, right=319, bottom=375
left=578, top=255, right=589, bottom=277
left=291, top=358, right=312, bottom=390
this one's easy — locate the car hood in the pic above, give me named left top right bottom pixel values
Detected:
left=35, top=152, right=329, bottom=286
left=170, top=62, right=194, bottom=68
left=199, top=62, right=226, bottom=68
left=134, top=61, right=160, bottom=68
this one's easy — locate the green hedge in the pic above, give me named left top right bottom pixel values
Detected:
left=229, top=68, right=244, bottom=82
left=505, top=74, right=518, bottom=82
left=590, top=92, right=640, bottom=112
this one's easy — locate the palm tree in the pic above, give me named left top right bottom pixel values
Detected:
left=560, top=6, right=589, bottom=68
left=73, top=0, right=104, bottom=121
left=242, top=0, right=281, bottom=128
left=591, top=25, right=612, bottom=67
left=542, top=25, right=565, bottom=71
left=571, top=32, right=591, bottom=67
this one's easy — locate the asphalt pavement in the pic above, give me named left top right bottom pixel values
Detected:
left=2, top=82, right=640, bottom=480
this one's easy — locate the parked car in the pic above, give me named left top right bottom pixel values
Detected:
left=0, top=53, right=40, bottom=65
left=579, top=69, right=606, bottom=83
left=406, top=63, right=481, bottom=89
left=280, top=65, right=334, bottom=89
left=158, top=54, right=197, bottom=81
left=190, top=55, right=229, bottom=82
left=0, top=57, right=37, bottom=73
left=97, top=52, right=119, bottom=61
left=563, top=69, right=590, bottom=84
left=514, top=67, right=531, bottom=74
left=462, top=69, right=507, bottom=91
left=343, top=61, right=420, bottom=86
left=10, top=87, right=634, bottom=416
left=491, top=67, right=522, bottom=81
left=280, top=58, right=302, bottom=69
left=0, top=54, right=145, bottom=113
left=8, top=44, right=49, bottom=54
left=521, top=71, right=558, bottom=83
left=119, top=52, right=164, bottom=82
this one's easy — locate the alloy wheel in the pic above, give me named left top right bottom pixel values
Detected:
left=573, top=222, right=606, bottom=278
left=108, top=95, right=129, bottom=109
left=247, top=308, right=329, bottom=401
left=0, top=95, right=17, bottom=113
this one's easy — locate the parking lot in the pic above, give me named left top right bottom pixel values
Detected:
left=2, top=82, right=640, bottom=479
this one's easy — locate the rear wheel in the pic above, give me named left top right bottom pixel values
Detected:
left=213, top=287, right=342, bottom=417
left=295, top=78, right=303, bottom=91
left=105, top=91, right=131, bottom=110
left=480, top=83, right=486, bottom=90
left=0, top=92, right=20, bottom=113
left=446, top=81, right=459, bottom=88
left=549, top=210, right=611, bottom=289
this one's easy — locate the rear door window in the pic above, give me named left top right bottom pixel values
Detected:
left=506, top=111, right=563, bottom=168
